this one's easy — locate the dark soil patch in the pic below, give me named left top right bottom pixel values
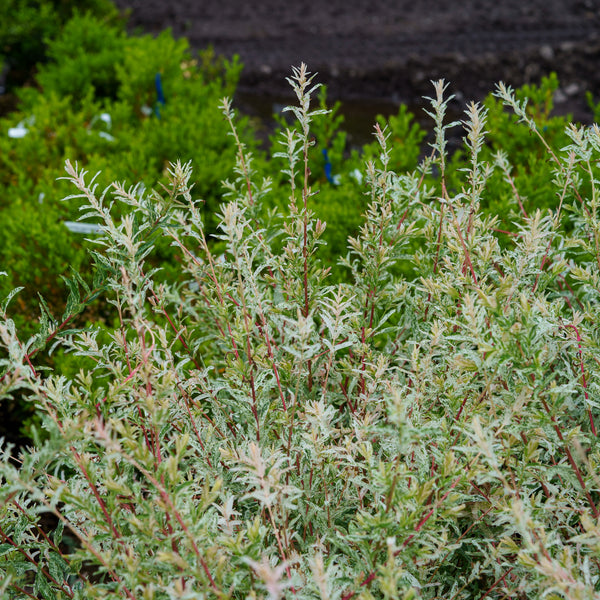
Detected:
left=113, top=0, right=600, bottom=124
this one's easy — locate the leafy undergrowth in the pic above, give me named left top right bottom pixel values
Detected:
left=0, top=65, right=599, bottom=599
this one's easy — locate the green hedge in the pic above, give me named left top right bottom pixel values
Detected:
left=0, top=0, right=119, bottom=92
left=0, top=11, right=250, bottom=334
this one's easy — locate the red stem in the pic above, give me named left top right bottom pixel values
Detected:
left=540, top=397, right=598, bottom=517
left=564, top=324, right=597, bottom=436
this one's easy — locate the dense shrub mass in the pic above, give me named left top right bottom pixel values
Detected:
left=0, top=64, right=599, bottom=599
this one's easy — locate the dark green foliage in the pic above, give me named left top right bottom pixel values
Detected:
left=35, top=13, right=126, bottom=102
left=0, top=0, right=119, bottom=93
left=361, top=104, right=427, bottom=173
left=586, top=90, right=600, bottom=126
left=0, top=203, right=86, bottom=316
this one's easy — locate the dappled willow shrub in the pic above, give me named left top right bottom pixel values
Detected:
left=0, top=66, right=599, bottom=600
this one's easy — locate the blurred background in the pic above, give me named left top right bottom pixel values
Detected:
left=112, top=0, right=600, bottom=128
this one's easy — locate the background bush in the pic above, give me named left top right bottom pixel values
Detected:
left=0, top=0, right=119, bottom=94
left=0, top=10, right=249, bottom=335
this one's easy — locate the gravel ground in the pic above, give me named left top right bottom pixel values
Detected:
left=113, top=0, right=600, bottom=122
